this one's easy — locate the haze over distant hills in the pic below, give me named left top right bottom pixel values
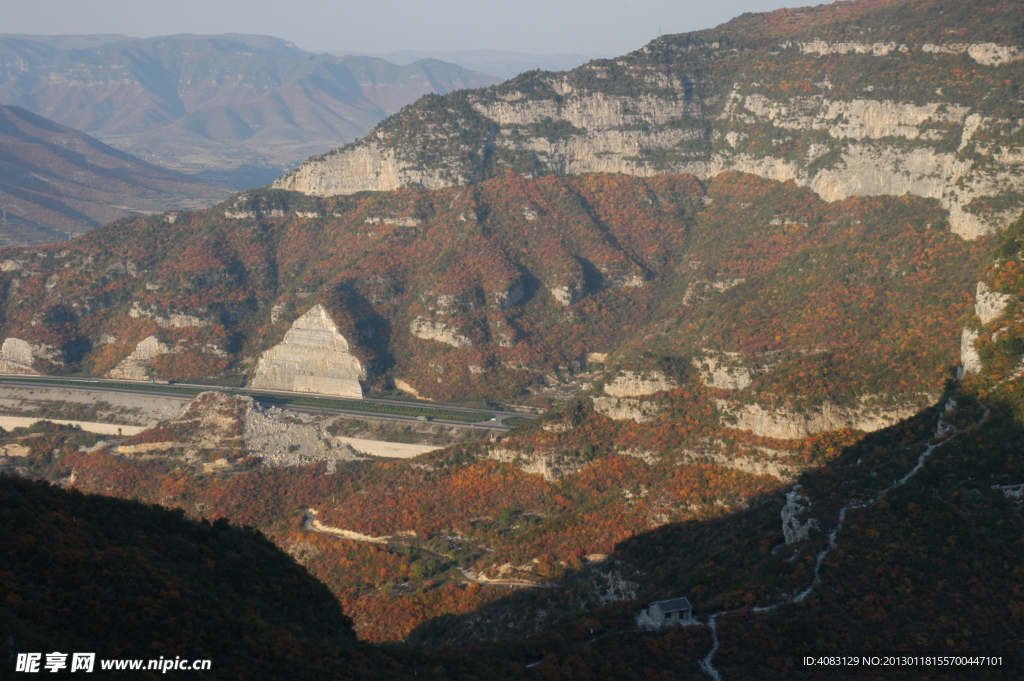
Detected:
left=0, top=104, right=228, bottom=244
left=0, top=33, right=500, bottom=189
left=355, top=49, right=599, bottom=79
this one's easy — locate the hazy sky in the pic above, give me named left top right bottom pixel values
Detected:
left=4, top=0, right=803, bottom=56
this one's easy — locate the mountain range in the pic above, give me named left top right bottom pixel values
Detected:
left=0, top=104, right=229, bottom=244
left=2, top=0, right=1023, bottom=677
left=358, top=49, right=598, bottom=79
left=277, top=0, right=1024, bottom=240
left=0, top=33, right=501, bottom=188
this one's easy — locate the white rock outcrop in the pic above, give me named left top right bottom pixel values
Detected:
left=958, top=328, right=982, bottom=378
left=549, top=283, right=585, bottom=307
left=603, top=371, right=677, bottom=397
left=592, top=396, right=660, bottom=423
left=692, top=353, right=752, bottom=390
left=921, top=42, right=1024, bottom=66
left=486, top=447, right=563, bottom=481
left=717, top=398, right=924, bottom=440
left=0, top=338, right=43, bottom=375
left=250, top=305, right=365, bottom=398
left=798, top=41, right=902, bottom=57
left=679, top=442, right=797, bottom=481
left=409, top=317, right=473, bottom=348
left=955, top=280, right=1013, bottom=379
left=274, top=142, right=453, bottom=196
left=107, top=336, right=169, bottom=380
left=485, top=446, right=600, bottom=481
left=129, top=302, right=209, bottom=328
left=975, top=281, right=1011, bottom=325
left=781, top=485, right=819, bottom=544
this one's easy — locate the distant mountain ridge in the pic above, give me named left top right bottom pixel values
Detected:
left=0, top=104, right=228, bottom=244
left=277, top=0, right=1024, bottom=240
left=0, top=34, right=501, bottom=188
left=357, top=49, right=598, bottom=79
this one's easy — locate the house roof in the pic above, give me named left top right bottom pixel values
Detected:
left=651, top=597, right=692, bottom=613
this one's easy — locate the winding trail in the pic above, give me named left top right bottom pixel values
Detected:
left=302, top=508, right=543, bottom=588
left=697, top=402, right=983, bottom=679
left=699, top=614, right=722, bottom=681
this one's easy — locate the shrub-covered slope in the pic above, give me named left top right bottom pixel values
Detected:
left=0, top=474, right=369, bottom=679
left=402, top=217, right=1024, bottom=679
left=0, top=171, right=986, bottom=411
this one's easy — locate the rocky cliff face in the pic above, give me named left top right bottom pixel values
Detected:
left=716, top=396, right=929, bottom=440
left=409, top=317, right=473, bottom=348
left=0, top=338, right=43, bottom=375
left=276, top=0, right=1024, bottom=240
left=958, top=276, right=1017, bottom=378
left=602, top=371, right=677, bottom=398
left=250, top=305, right=365, bottom=398
left=107, top=336, right=169, bottom=381
left=592, top=396, right=662, bottom=423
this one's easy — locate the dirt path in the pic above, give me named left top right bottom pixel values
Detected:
left=302, top=507, right=542, bottom=588
left=0, top=415, right=146, bottom=435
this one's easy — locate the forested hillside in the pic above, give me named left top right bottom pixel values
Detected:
left=0, top=171, right=985, bottom=408
left=0, top=474, right=370, bottom=679
left=2, top=0, right=1023, bottom=677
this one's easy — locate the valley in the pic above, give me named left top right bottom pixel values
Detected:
left=0, top=34, right=501, bottom=188
left=1, top=0, right=1023, bottom=678
left=0, top=104, right=230, bottom=244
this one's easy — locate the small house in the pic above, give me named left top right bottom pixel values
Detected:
left=636, top=597, right=693, bottom=630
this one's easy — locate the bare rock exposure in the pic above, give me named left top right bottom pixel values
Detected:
left=250, top=305, right=365, bottom=398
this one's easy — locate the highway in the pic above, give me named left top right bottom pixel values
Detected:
left=0, top=375, right=535, bottom=431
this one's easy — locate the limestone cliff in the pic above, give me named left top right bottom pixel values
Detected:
left=959, top=328, right=983, bottom=378
left=974, top=282, right=1012, bottom=325
left=129, top=302, right=210, bottom=328
left=781, top=485, right=819, bottom=543
left=602, top=371, right=677, bottom=398
left=0, top=338, right=43, bottom=375
left=107, top=336, right=169, bottom=381
left=275, top=0, right=1024, bottom=240
left=250, top=304, right=365, bottom=398
left=592, top=396, right=661, bottom=423
left=693, top=352, right=754, bottom=390
left=717, top=397, right=928, bottom=440
left=957, top=279, right=1014, bottom=378
left=409, top=317, right=473, bottom=348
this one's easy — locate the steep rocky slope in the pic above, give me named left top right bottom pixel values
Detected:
left=0, top=105, right=228, bottom=244
left=277, top=0, right=1024, bottom=239
left=0, top=34, right=499, bottom=187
